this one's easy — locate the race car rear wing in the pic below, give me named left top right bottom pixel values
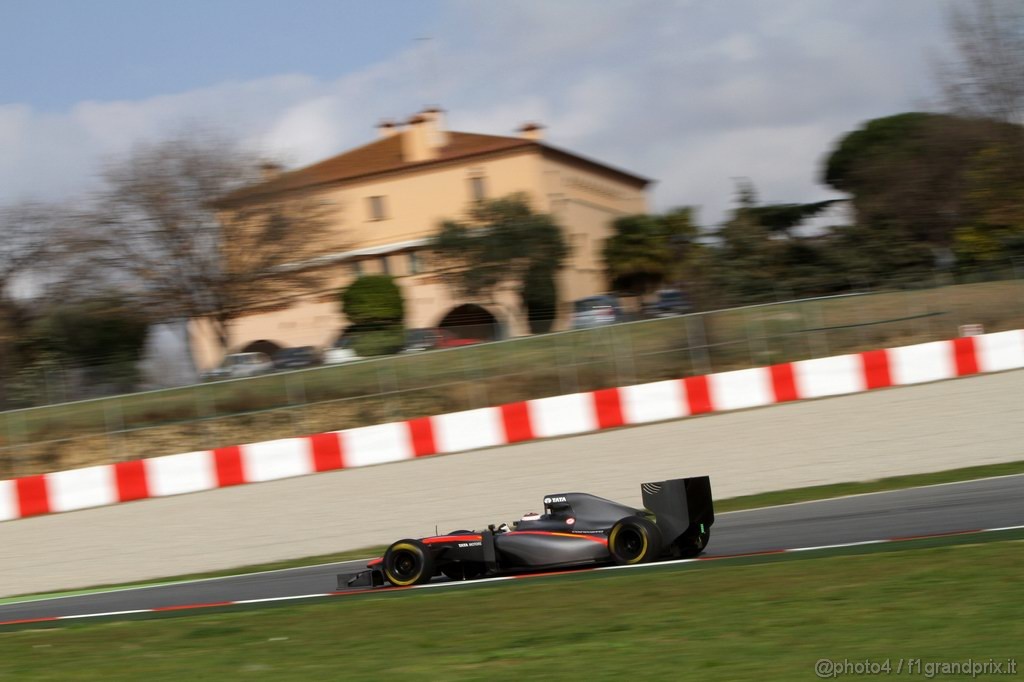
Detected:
left=641, top=476, right=714, bottom=544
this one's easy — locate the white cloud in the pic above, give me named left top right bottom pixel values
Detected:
left=0, top=0, right=957, bottom=225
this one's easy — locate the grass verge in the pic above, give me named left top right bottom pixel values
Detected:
left=0, top=537, right=1021, bottom=680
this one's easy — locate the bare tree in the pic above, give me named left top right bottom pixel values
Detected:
left=81, top=130, right=345, bottom=362
left=0, top=202, right=71, bottom=399
left=937, top=0, right=1024, bottom=125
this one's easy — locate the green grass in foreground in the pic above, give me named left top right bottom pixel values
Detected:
left=1, top=539, right=1021, bottom=680
left=5, top=458, right=1022, bottom=605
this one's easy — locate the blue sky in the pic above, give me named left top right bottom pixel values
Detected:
left=0, top=1, right=961, bottom=223
left=1, top=1, right=436, bottom=109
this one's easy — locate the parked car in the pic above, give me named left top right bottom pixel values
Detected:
left=401, top=328, right=444, bottom=353
left=571, top=295, right=624, bottom=329
left=272, top=346, right=321, bottom=370
left=201, top=352, right=274, bottom=381
left=644, top=289, right=692, bottom=318
left=400, top=328, right=483, bottom=352
left=323, top=336, right=361, bottom=364
left=436, top=330, right=482, bottom=349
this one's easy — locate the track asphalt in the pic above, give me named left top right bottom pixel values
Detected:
left=2, top=474, right=1021, bottom=622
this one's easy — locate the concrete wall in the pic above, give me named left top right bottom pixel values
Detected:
left=2, top=369, right=1021, bottom=597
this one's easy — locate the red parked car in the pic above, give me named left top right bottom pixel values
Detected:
left=436, top=329, right=482, bottom=349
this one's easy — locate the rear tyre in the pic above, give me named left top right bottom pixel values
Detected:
left=608, top=516, right=663, bottom=565
left=383, top=539, right=436, bottom=586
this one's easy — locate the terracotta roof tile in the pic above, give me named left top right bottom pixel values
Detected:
left=220, top=132, right=534, bottom=204
left=219, top=130, right=650, bottom=205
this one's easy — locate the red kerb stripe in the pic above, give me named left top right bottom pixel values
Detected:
left=500, top=402, right=534, bottom=443
left=0, top=616, right=60, bottom=626
left=952, top=336, right=979, bottom=376
left=309, top=432, right=344, bottom=471
left=407, top=417, right=437, bottom=457
left=860, top=349, right=892, bottom=389
left=592, top=388, right=624, bottom=429
left=683, top=376, right=713, bottom=414
left=15, top=475, right=50, bottom=517
left=114, top=460, right=150, bottom=502
left=213, top=446, right=245, bottom=487
left=769, top=363, right=799, bottom=402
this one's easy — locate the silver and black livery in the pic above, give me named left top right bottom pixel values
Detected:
left=339, top=476, right=714, bottom=589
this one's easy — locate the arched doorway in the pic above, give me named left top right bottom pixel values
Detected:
left=239, top=339, right=284, bottom=357
left=437, top=304, right=500, bottom=341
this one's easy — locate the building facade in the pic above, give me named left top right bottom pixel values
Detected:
left=193, top=108, right=651, bottom=369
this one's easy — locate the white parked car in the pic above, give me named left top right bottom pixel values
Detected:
left=201, top=352, right=274, bottom=381
left=323, top=336, right=361, bottom=364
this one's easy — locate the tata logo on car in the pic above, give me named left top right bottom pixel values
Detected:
left=543, top=496, right=567, bottom=504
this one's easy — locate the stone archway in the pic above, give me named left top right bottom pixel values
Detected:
left=239, top=339, right=284, bottom=357
left=437, top=304, right=501, bottom=341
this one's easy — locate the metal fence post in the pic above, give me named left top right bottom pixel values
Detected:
left=376, top=359, right=400, bottom=420
left=196, top=381, right=217, bottom=451
left=285, top=371, right=308, bottom=434
left=686, top=313, right=712, bottom=376
left=809, top=298, right=830, bottom=359
left=613, top=323, right=637, bottom=387
left=104, top=397, right=126, bottom=462
left=3, top=411, right=28, bottom=478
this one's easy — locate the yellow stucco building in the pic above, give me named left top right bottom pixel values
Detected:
left=192, top=108, right=651, bottom=369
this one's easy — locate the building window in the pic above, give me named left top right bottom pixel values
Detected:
left=408, top=251, right=422, bottom=275
left=379, top=255, right=390, bottom=275
left=367, top=195, right=388, bottom=221
left=351, top=260, right=363, bottom=278
left=469, top=176, right=487, bottom=202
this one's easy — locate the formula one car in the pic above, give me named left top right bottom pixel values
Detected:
left=339, top=476, right=714, bottom=589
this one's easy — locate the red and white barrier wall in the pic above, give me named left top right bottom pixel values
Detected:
left=2, top=329, right=1022, bottom=523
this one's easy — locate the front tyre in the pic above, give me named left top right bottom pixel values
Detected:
left=383, top=539, right=436, bottom=586
left=608, top=516, right=663, bottom=565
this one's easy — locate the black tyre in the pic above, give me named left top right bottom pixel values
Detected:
left=383, top=539, right=436, bottom=586
left=441, top=562, right=486, bottom=581
left=608, top=516, right=663, bottom=565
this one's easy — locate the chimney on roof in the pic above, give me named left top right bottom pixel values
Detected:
left=517, top=122, right=544, bottom=141
left=377, top=119, right=399, bottom=139
left=420, top=106, right=449, bottom=148
left=402, top=112, right=440, bottom=163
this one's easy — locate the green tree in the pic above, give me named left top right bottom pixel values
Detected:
left=704, top=182, right=861, bottom=302
left=521, top=263, right=558, bottom=334
left=953, top=142, right=1024, bottom=266
left=340, top=275, right=405, bottom=356
left=25, top=294, right=151, bottom=395
left=602, top=207, right=700, bottom=296
left=430, top=194, right=568, bottom=333
left=822, top=112, right=1020, bottom=252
